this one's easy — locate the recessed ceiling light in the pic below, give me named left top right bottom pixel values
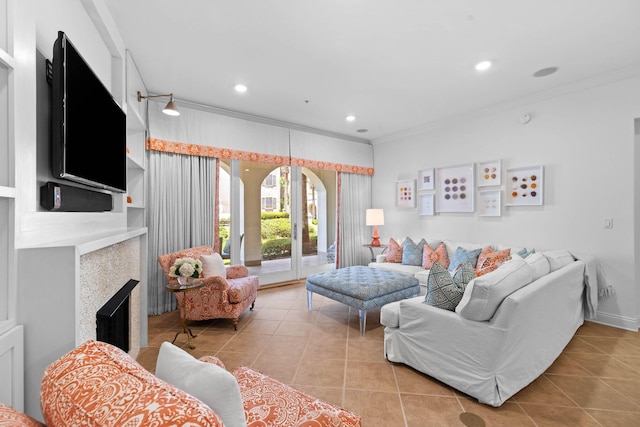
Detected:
left=474, top=60, right=492, bottom=71
left=533, top=66, right=559, bottom=78
left=346, top=115, right=356, bottom=122
left=234, top=84, right=248, bottom=93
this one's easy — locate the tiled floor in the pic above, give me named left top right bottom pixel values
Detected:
left=137, top=281, right=640, bottom=426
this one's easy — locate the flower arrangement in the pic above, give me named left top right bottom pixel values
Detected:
left=169, top=257, right=202, bottom=279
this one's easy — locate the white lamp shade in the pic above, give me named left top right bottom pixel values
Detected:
left=366, top=209, right=384, bottom=226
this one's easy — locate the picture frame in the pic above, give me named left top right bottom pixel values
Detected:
left=477, top=160, right=502, bottom=187
left=506, top=165, right=544, bottom=206
left=418, top=168, right=435, bottom=191
left=396, top=179, right=416, bottom=208
left=436, top=164, right=474, bottom=213
left=477, top=189, right=501, bottom=217
left=418, top=193, right=435, bottom=216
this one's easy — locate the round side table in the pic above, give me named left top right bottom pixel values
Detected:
left=166, top=279, right=204, bottom=349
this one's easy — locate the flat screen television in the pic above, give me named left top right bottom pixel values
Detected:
left=51, top=31, right=127, bottom=193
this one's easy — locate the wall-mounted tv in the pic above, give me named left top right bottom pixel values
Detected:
left=51, top=31, right=127, bottom=193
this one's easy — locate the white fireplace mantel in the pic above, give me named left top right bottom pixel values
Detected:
left=17, top=227, right=148, bottom=419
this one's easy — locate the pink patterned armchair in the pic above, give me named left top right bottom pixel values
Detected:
left=158, top=246, right=259, bottom=330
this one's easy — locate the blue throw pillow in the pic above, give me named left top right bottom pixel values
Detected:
left=402, top=237, right=426, bottom=266
left=517, top=247, right=536, bottom=258
left=449, top=246, right=482, bottom=272
left=425, top=261, right=476, bottom=311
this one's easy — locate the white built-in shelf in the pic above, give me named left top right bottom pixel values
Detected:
left=0, top=186, right=16, bottom=198
left=127, top=154, right=144, bottom=170
left=0, top=49, right=15, bottom=69
left=126, top=105, right=145, bottom=132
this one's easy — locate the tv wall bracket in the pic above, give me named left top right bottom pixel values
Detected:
left=45, top=58, right=53, bottom=84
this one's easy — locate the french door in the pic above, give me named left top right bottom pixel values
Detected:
left=221, top=159, right=335, bottom=286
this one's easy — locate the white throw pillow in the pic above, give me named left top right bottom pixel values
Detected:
left=156, top=342, right=246, bottom=427
left=200, top=253, right=227, bottom=278
left=525, top=252, right=551, bottom=280
left=543, top=249, right=575, bottom=272
left=455, top=257, right=534, bottom=321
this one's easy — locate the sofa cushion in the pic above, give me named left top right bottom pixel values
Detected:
left=543, top=249, right=575, bottom=272
left=448, top=246, right=482, bottom=272
left=402, top=237, right=426, bottom=266
left=524, top=252, right=551, bottom=280
left=384, top=238, right=403, bottom=263
left=156, top=342, right=246, bottom=427
left=455, top=257, right=534, bottom=321
left=200, top=252, right=227, bottom=278
left=41, top=340, right=222, bottom=427
left=425, top=261, right=475, bottom=310
left=422, top=242, right=449, bottom=269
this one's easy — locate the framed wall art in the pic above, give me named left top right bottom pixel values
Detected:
left=436, top=164, right=474, bottom=213
left=506, top=165, right=543, bottom=206
left=418, top=193, right=435, bottom=216
left=396, top=179, right=416, bottom=208
left=418, top=168, right=435, bottom=191
left=477, top=160, right=502, bottom=187
left=477, top=189, right=501, bottom=217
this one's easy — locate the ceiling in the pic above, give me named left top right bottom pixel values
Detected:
left=105, top=0, right=640, bottom=143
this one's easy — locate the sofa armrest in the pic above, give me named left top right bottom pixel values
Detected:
left=226, top=264, right=249, bottom=279
left=199, top=275, right=231, bottom=291
left=0, top=403, right=45, bottom=427
left=198, top=355, right=226, bottom=370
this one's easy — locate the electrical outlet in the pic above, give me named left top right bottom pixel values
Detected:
left=603, top=218, right=613, bottom=229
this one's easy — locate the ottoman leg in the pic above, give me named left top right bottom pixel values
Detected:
left=307, top=290, right=313, bottom=311
left=359, top=309, right=366, bottom=336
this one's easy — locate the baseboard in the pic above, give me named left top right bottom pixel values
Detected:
left=592, top=311, right=638, bottom=332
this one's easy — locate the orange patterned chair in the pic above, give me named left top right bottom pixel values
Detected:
left=0, top=340, right=361, bottom=426
left=40, top=341, right=223, bottom=426
left=0, top=403, right=45, bottom=427
left=158, top=246, right=259, bottom=330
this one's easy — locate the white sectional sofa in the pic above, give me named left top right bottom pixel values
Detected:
left=373, top=238, right=599, bottom=407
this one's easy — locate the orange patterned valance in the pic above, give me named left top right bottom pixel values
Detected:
left=147, top=138, right=374, bottom=175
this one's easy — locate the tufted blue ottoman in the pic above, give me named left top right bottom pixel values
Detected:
left=306, top=266, right=420, bottom=335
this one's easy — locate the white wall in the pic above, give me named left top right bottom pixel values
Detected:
left=372, top=76, right=640, bottom=330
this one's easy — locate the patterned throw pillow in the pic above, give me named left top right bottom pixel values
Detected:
left=424, top=261, right=476, bottom=311
left=475, top=248, right=511, bottom=277
left=384, top=238, right=403, bottom=263
left=402, top=237, right=426, bottom=266
left=422, top=242, right=449, bottom=269
left=476, top=247, right=494, bottom=271
left=448, top=246, right=482, bottom=273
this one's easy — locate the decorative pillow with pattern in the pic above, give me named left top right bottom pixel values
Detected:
left=384, top=238, right=403, bottom=263
left=448, top=246, right=482, bottom=273
left=424, top=261, right=476, bottom=310
left=422, top=242, right=450, bottom=270
left=475, top=248, right=511, bottom=277
left=476, top=247, right=494, bottom=271
left=402, top=237, right=427, bottom=266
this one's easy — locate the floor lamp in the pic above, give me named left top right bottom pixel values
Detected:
left=366, top=209, right=384, bottom=247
